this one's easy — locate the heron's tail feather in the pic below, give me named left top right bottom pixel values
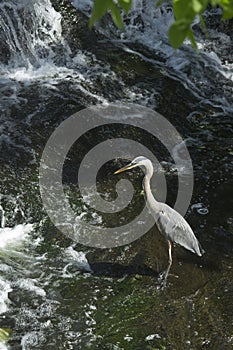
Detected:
left=196, top=241, right=205, bottom=256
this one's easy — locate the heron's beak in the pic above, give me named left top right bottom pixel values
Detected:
left=114, top=163, right=136, bottom=174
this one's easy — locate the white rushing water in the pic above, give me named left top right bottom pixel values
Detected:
left=0, top=220, right=93, bottom=349
left=0, top=224, right=34, bottom=350
left=0, top=0, right=66, bottom=68
left=0, top=0, right=231, bottom=109
left=0, top=224, right=34, bottom=315
left=71, top=0, right=233, bottom=108
left=0, top=0, right=113, bottom=107
left=0, top=224, right=33, bottom=249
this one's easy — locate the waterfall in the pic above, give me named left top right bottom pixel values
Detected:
left=0, top=0, right=68, bottom=68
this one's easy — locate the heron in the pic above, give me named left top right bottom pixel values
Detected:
left=114, top=156, right=204, bottom=285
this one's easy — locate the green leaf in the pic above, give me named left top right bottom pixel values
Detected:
left=199, top=14, right=208, bottom=36
left=187, top=28, right=198, bottom=49
left=210, top=0, right=219, bottom=5
left=156, top=0, right=166, bottom=7
left=192, top=0, right=208, bottom=13
left=89, top=0, right=124, bottom=30
left=222, top=0, right=233, bottom=19
left=169, top=20, right=190, bottom=49
left=173, top=0, right=195, bottom=20
left=89, top=0, right=110, bottom=29
left=109, top=1, right=124, bottom=29
left=0, top=328, right=11, bottom=343
left=192, top=0, right=203, bottom=12
left=222, top=10, right=233, bottom=19
left=118, top=0, right=132, bottom=14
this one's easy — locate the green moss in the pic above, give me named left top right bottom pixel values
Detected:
left=90, top=278, right=169, bottom=349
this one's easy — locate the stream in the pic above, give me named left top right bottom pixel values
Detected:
left=0, top=0, right=233, bottom=349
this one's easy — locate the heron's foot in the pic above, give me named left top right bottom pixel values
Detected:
left=157, top=274, right=168, bottom=290
left=157, top=263, right=172, bottom=289
left=158, top=270, right=167, bottom=280
left=157, top=270, right=169, bottom=289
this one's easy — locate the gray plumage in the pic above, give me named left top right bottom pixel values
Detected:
left=114, top=156, right=204, bottom=265
left=155, top=202, right=204, bottom=256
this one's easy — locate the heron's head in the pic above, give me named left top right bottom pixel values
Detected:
left=114, top=156, right=153, bottom=176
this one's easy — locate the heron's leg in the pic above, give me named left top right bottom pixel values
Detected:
left=160, top=240, right=172, bottom=289
left=168, top=240, right=172, bottom=265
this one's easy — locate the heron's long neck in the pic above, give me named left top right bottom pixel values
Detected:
left=143, top=174, right=160, bottom=217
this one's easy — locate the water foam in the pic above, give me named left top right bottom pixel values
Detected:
left=0, top=224, right=33, bottom=249
left=0, top=0, right=65, bottom=68
left=62, top=246, right=92, bottom=275
left=0, top=279, right=12, bottom=314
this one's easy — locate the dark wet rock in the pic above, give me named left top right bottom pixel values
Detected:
left=193, top=8, right=233, bottom=64
left=51, top=0, right=105, bottom=54
left=0, top=40, right=11, bottom=65
left=227, top=217, right=233, bottom=234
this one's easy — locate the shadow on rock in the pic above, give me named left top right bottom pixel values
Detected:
left=90, top=261, right=158, bottom=278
